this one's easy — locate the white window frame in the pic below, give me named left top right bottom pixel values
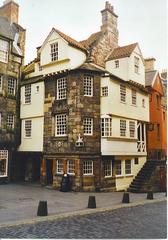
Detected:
left=101, top=86, right=108, bottom=96
left=115, top=160, right=122, bottom=176
left=84, top=76, right=93, bottom=96
left=132, top=89, right=137, bottom=105
left=120, top=119, right=126, bottom=137
left=83, top=118, right=93, bottom=135
left=120, top=84, right=126, bottom=103
left=0, top=39, right=8, bottom=63
left=51, top=42, right=58, bottom=62
left=129, top=121, right=135, bottom=138
left=142, top=99, right=145, bottom=108
left=125, top=159, right=132, bottom=175
left=57, top=77, right=67, bottom=100
left=0, top=150, right=8, bottom=177
left=101, top=117, right=112, bottom=137
left=8, top=77, right=16, bottom=96
left=24, top=120, right=32, bottom=138
left=7, top=114, right=14, bottom=129
left=134, top=56, right=139, bottom=74
left=55, top=114, right=67, bottom=137
left=104, top=160, right=112, bottom=178
left=67, top=160, right=75, bottom=175
left=83, top=160, right=93, bottom=175
left=56, top=160, right=64, bottom=174
left=24, top=85, right=31, bottom=104
left=0, top=75, right=3, bottom=92
left=115, top=60, right=119, bottom=68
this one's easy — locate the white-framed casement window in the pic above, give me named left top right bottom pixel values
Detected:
left=115, top=60, right=119, bottom=68
left=101, top=86, right=108, bottom=96
left=55, top=114, right=67, bottom=136
left=67, top=160, right=75, bottom=175
left=0, top=150, right=8, bottom=177
left=24, top=85, right=31, bottom=104
left=56, top=159, right=64, bottom=174
left=57, top=77, right=67, bottom=100
left=7, top=114, right=14, bottom=129
left=129, top=121, right=135, bottom=138
left=115, top=160, right=122, bottom=176
left=142, top=99, right=145, bottom=108
left=134, top=56, right=139, bottom=74
left=83, top=160, right=93, bottom=175
left=104, top=160, right=112, bottom=178
left=84, top=76, right=93, bottom=96
left=101, top=117, right=112, bottom=137
left=24, top=120, right=32, bottom=138
left=51, top=42, right=58, bottom=61
left=120, top=84, right=126, bottom=103
left=125, top=159, right=132, bottom=175
left=132, top=89, right=137, bottom=105
left=83, top=118, right=93, bottom=135
left=120, top=119, right=126, bottom=137
left=35, top=85, right=39, bottom=94
left=0, top=75, right=3, bottom=92
left=8, top=77, right=16, bottom=96
left=0, top=39, right=8, bottom=63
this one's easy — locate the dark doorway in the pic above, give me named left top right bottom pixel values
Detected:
left=46, top=159, right=53, bottom=185
left=32, top=158, right=41, bottom=182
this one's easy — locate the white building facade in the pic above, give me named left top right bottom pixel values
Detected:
left=101, top=43, right=149, bottom=190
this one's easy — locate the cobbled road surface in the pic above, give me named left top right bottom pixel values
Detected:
left=0, top=201, right=166, bottom=239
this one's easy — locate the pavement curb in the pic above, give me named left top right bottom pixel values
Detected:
left=0, top=197, right=166, bottom=229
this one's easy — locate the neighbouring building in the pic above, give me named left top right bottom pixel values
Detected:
left=145, top=58, right=167, bottom=161
left=17, top=2, right=154, bottom=191
left=0, top=0, right=25, bottom=182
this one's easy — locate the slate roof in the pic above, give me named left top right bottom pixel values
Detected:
left=145, top=70, right=157, bottom=86
left=54, top=28, right=87, bottom=52
left=107, top=43, right=138, bottom=60
left=77, top=62, right=106, bottom=72
left=80, top=31, right=101, bottom=48
left=0, top=16, right=15, bottom=40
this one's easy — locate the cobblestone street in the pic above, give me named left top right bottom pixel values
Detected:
left=0, top=201, right=166, bottom=239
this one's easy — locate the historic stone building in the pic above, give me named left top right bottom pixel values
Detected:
left=17, top=2, right=161, bottom=192
left=0, top=0, right=25, bottom=182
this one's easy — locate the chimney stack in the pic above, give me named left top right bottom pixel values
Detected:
left=144, top=58, right=156, bottom=71
left=0, top=0, right=19, bottom=24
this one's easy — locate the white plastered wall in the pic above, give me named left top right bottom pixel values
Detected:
left=115, top=156, right=146, bottom=191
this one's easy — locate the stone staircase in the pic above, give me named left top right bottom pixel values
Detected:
left=127, top=161, right=157, bottom=193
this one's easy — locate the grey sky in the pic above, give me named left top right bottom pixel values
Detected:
left=1, top=0, right=166, bottom=70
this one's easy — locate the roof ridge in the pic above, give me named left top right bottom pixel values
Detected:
left=53, top=28, right=87, bottom=52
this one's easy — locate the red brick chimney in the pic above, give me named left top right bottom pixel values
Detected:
left=0, top=0, right=19, bottom=24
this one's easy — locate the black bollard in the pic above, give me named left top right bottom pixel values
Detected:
left=122, top=192, right=130, bottom=203
left=147, top=191, right=153, bottom=200
left=88, top=196, right=96, bottom=208
left=37, top=201, right=48, bottom=216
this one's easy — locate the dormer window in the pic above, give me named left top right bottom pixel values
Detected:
left=0, top=39, right=8, bottom=63
left=51, top=42, right=58, bottom=62
left=134, top=56, right=139, bottom=74
left=115, top=60, right=119, bottom=68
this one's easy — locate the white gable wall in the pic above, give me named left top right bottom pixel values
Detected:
left=129, top=46, right=145, bottom=85
left=106, top=57, right=129, bottom=81
left=105, top=46, right=145, bottom=85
